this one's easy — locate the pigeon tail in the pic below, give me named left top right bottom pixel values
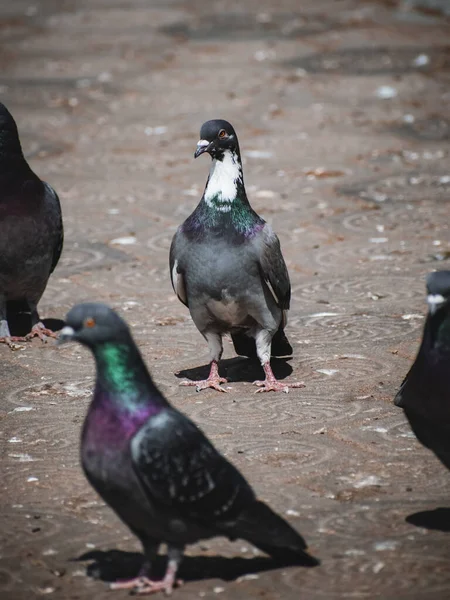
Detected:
left=231, top=326, right=293, bottom=359
left=229, top=500, right=319, bottom=566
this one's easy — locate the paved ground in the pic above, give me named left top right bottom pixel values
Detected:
left=1, top=0, right=450, bottom=598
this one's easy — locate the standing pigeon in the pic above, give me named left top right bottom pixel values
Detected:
left=0, top=102, right=63, bottom=348
left=59, top=303, right=318, bottom=595
left=170, top=119, right=303, bottom=392
left=394, top=271, right=450, bottom=471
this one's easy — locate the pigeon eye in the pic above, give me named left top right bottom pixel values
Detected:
left=218, top=129, right=227, bottom=139
left=84, top=317, right=96, bottom=328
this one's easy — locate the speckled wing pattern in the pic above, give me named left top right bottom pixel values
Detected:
left=258, top=225, right=291, bottom=312
left=130, top=408, right=255, bottom=524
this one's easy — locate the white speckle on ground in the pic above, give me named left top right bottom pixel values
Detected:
left=376, top=85, right=397, bottom=99
left=374, top=540, right=399, bottom=551
left=244, top=150, right=273, bottom=159
left=110, top=236, right=137, bottom=245
left=9, top=453, right=35, bottom=462
left=413, top=54, right=429, bottom=66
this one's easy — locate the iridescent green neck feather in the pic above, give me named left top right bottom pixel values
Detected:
left=93, top=341, right=164, bottom=409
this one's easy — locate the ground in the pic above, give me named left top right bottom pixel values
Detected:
left=0, top=0, right=450, bottom=598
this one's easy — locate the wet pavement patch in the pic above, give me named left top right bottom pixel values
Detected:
left=283, top=46, right=450, bottom=74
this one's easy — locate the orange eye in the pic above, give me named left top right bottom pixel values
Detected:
left=84, top=317, right=96, bottom=328
left=218, top=129, right=227, bottom=139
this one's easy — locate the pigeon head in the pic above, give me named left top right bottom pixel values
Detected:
left=194, top=119, right=240, bottom=161
left=0, top=102, right=24, bottom=159
left=426, top=271, right=450, bottom=315
left=59, top=303, right=131, bottom=348
left=0, top=103, right=19, bottom=135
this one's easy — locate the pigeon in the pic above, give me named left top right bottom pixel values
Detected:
left=59, top=302, right=319, bottom=595
left=394, top=271, right=450, bottom=471
left=169, top=119, right=303, bottom=392
left=0, top=102, right=63, bottom=348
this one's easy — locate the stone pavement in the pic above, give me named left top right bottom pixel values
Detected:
left=1, top=0, right=449, bottom=598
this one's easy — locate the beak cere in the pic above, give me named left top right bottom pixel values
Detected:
left=194, top=139, right=211, bottom=159
left=58, top=325, right=76, bottom=344
left=427, top=293, right=446, bottom=316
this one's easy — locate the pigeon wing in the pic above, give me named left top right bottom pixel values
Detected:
left=44, top=182, right=64, bottom=274
left=169, top=229, right=188, bottom=307
left=258, top=225, right=291, bottom=311
left=131, top=409, right=255, bottom=525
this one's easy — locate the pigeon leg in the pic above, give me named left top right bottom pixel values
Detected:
left=26, top=302, right=57, bottom=341
left=253, top=328, right=304, bottom=393
left=111, top=546, right=183, bottom=596
left=110, top=541, right=157, bottom=591
left=0, top=298, right=26, bottom=349
left=253, top=361, right=305, bottom=393
left=181, top=332, right=228, bottom=392
left=180, top=360, right=228, bottom=393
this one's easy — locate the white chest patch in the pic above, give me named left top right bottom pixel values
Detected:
left=207, top=295, right=246, bottom=326
left=204, top=151, right=242, bottom=210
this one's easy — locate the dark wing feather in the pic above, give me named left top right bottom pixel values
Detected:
left=131, top=409, right=255, bottom=525
left=258, top=226, right=291, bottom=311
left=44, top=182, right=64, bottom=274
left=169, top=229, right=188, bottom=307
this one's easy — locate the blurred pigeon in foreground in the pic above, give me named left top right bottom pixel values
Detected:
left=170, top=119, right=303, bottom=392
left=395, top=271, right=450, bottom=471
left=0, top=102, right=63, bottom=348
left=59, top=303, right=318, bottom=595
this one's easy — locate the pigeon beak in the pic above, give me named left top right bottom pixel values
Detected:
left=194, top=139, right=212, bottom=159
left=427, top=294, right=446, bottom=316
left=58, top=325, right=76, bottom=344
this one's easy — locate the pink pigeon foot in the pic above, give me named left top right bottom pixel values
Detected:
left=110, top=575, right=182, bottom=595
left=0, top=336, right=28, bottom=350
left=180, top=360, right=229, bottom=393
left=26, top=322, right=58, bottom=342
left=253, top=361, right=305, bottom=393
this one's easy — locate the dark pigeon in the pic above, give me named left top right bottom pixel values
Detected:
left=395, top=271, right=450, bottom=471
left=170, top=119, right=303, bottom=392
left=0, top=102, right=63, bottom=349
left=59, top=303, right=318, bottom=595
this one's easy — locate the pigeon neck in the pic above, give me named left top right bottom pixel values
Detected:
left=0, top=131, right=34, bottom=183
left=92, top=340, right=167, bottom=412
left=203, top=149, right=245, bottom=212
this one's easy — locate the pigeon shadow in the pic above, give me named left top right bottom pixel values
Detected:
left=75, top=548, right=316, bottom=584
left=406, top=507, right=450, bottom=532
left=6, top=309, right=64, bottom=337
left=176, top=357, right=293, bottom=384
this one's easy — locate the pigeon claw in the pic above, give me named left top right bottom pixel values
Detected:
left=180, top=377, right=228, bottom=393
left=110, top=576, right=183, bottom=596
left=253, top=379, right=305, bottom=393
left=26, top=322, right=58, bottom=342
left=180, top=360, right=229, bottom=392
left=0, top=336, right=27, bottom=350
left=253, top=361, right=305, bottom=393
